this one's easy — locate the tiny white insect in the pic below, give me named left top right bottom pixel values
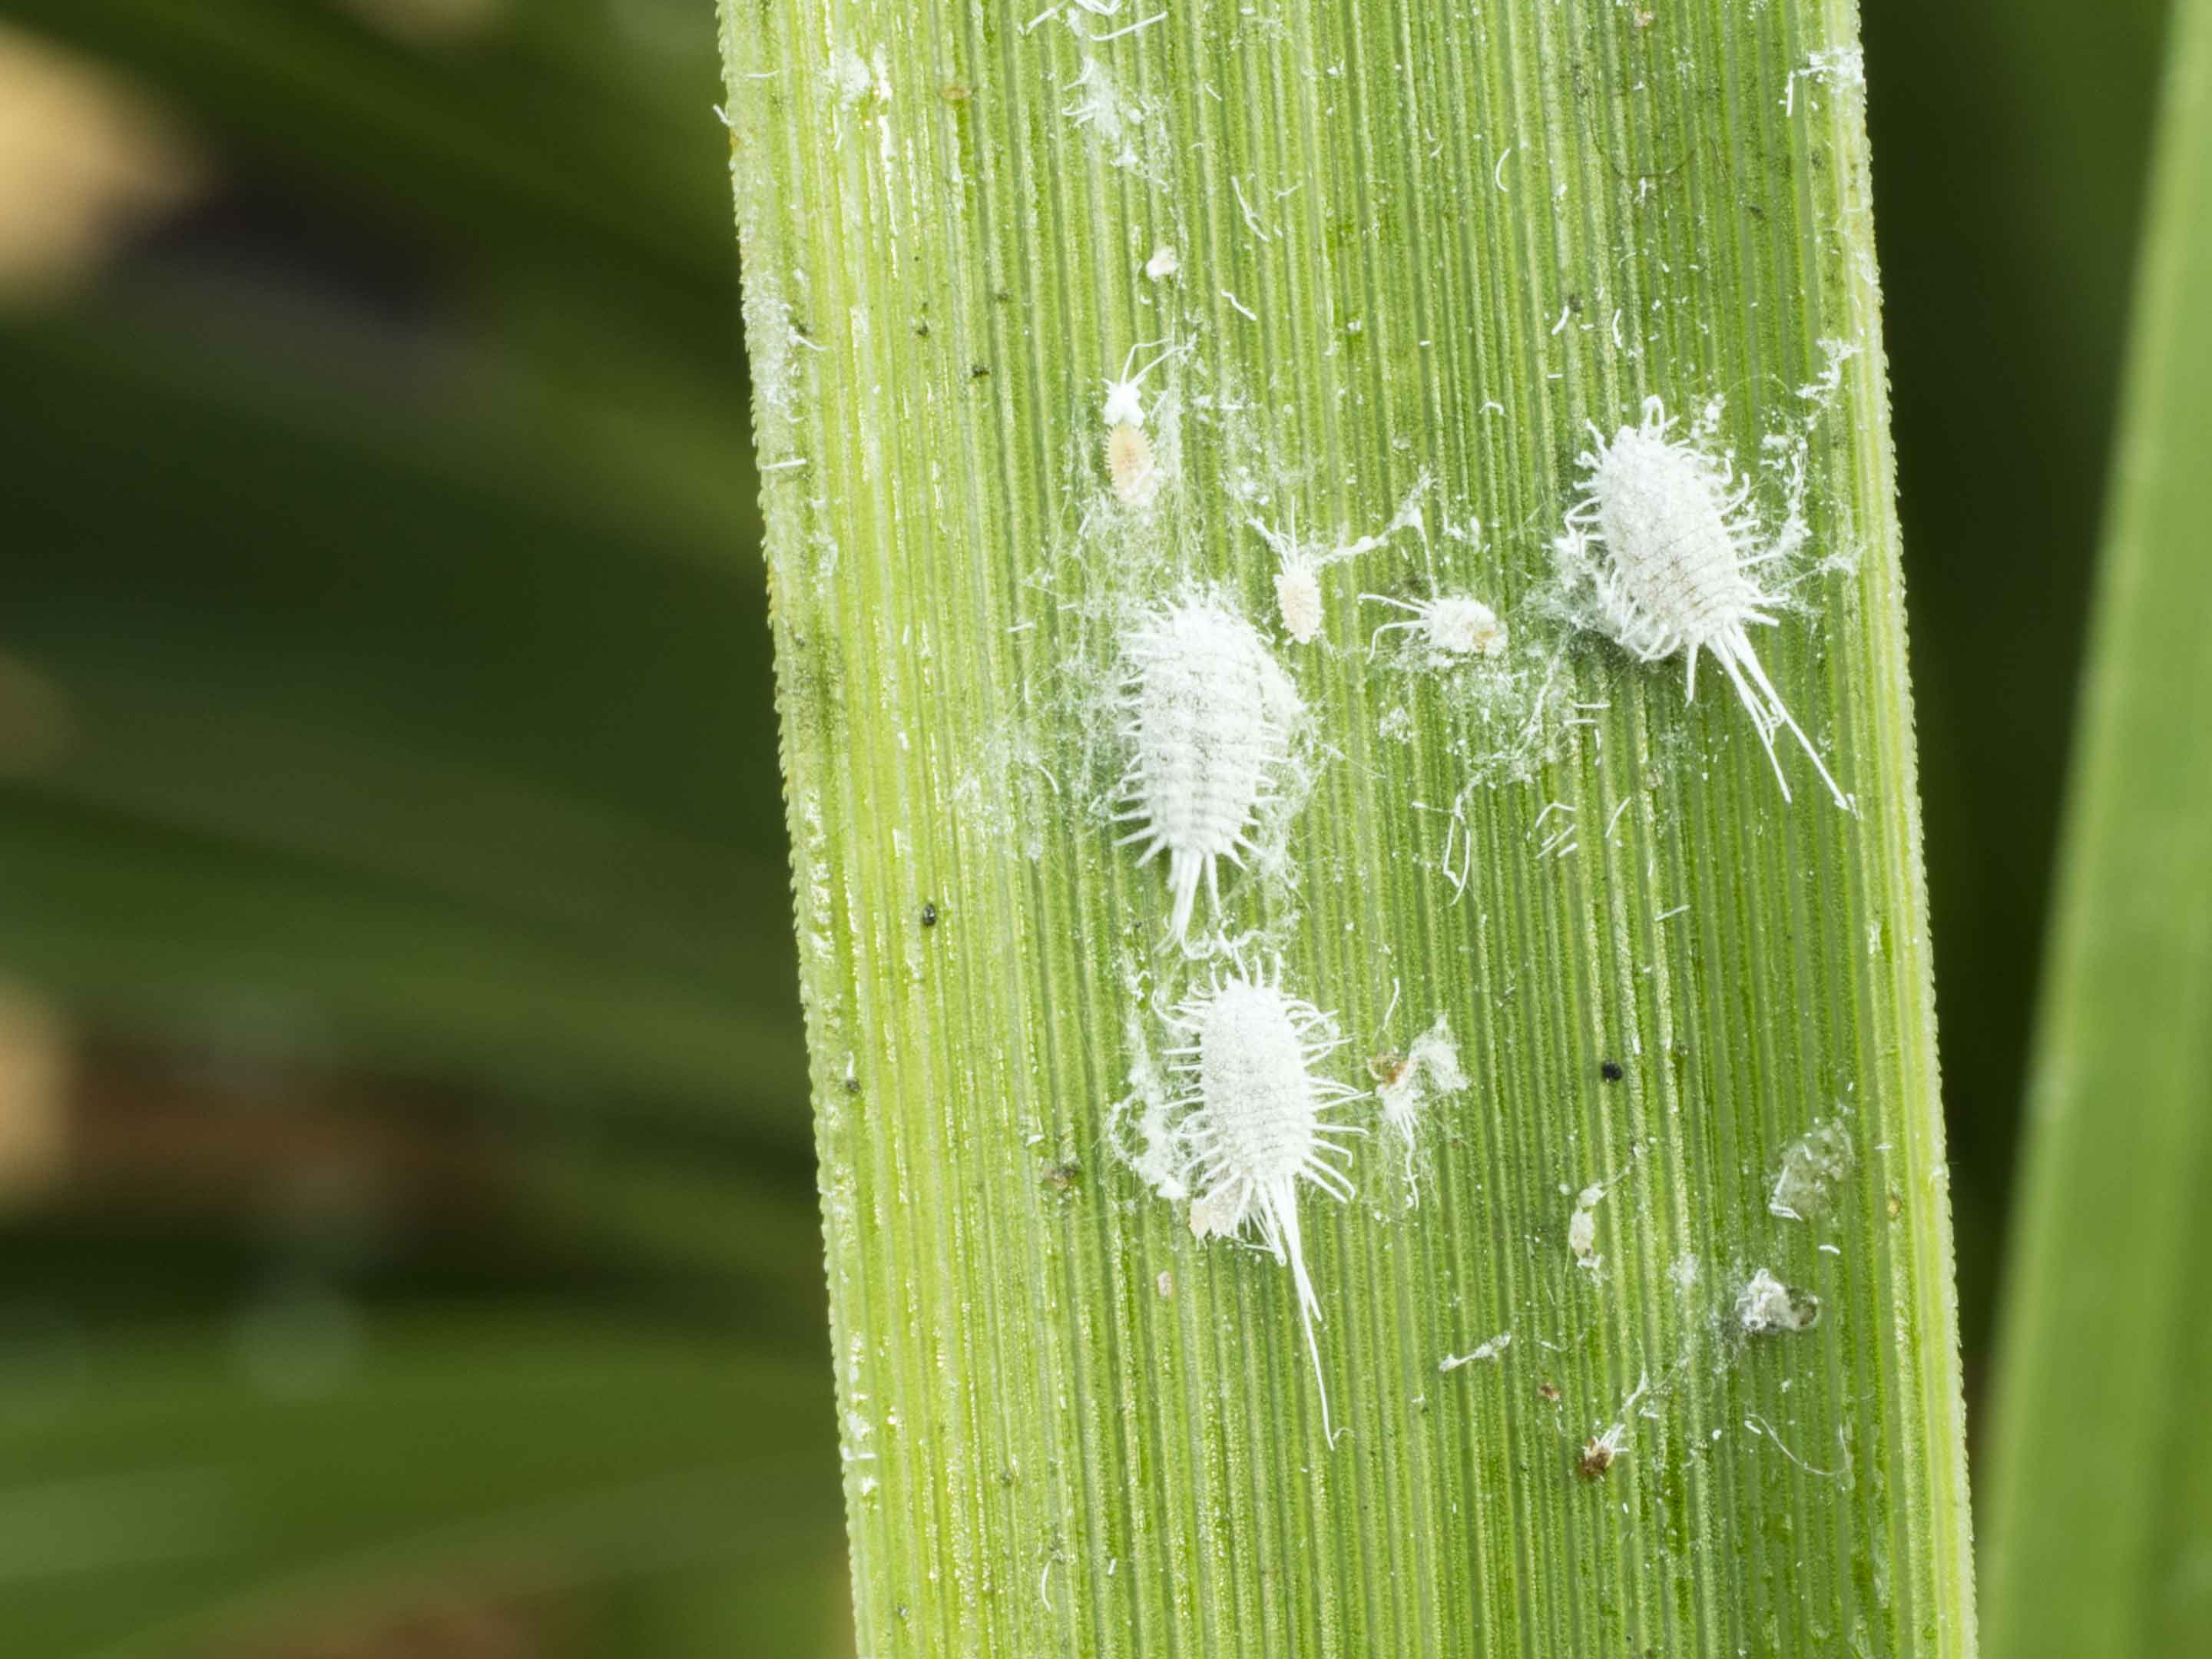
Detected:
left=1252, top=475, right=1432, bottom=644
left=1273, top=563, right=1323, bottom=645
left=1167, top=960, right=1363, bottom=1443
left=1105, top=423, right=1161, bottom=508
left=1115, top=600, right=1300, bottom=944
left=1251, top=502, right=1328, bottom=644
left=1560, top=396, right=1849, bottom=809
left=1362, top=591, right=1508, bottom=661
left=1101, top=338, right=1183, bottom=429
left=1100, top=339, right=1184, bottom=508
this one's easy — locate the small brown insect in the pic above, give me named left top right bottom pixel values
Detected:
left=1367, top=1051, right=1412, bottom=1088
left=1538, top=1379, right=1562, bottom=1403
left=1577, top=1434, right=1619, bottom=1481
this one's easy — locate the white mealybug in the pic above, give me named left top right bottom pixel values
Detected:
left=1362, top=591, right=1508, bottom=661
left=1273, top=562, right=1323, bottom=645
left=1115, top=601, right=1300, bottom=944
left=1250, top=475, right=1432, bottom=646
left=1100, top=339, right=1184, bottom=509
left=1254, top=505, right=1326, bottom=644
left=1560, top=396, right=1849, bottom=809
left=1105, top=424, right=1160, bottom=509
left=1168, top=962, right=1362, bottom=1443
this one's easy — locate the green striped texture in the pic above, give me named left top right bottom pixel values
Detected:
left=719, top=0, right=1972, bottom=1652
left=1982, top=2, right=2212, bottom=1652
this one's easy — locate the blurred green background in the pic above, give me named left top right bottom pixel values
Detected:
left=0, top=0, right=2172, bottom=1651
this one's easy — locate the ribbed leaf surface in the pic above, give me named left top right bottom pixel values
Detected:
left=720, top=0, right=1973, bottom=1651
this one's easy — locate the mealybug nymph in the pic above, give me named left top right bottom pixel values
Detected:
left=1105, top=423, right=1160, bottom=508
left=1101, top=339, right=1185, bottom=509
left=1115, top=601, right=1300, bottom=945
left=1560, top=397, right=1849, bottom=809
left=1168, top=962, right=1362, bottom=1443
left=1273, top=562, right=1323, bottom=645
left=1362, top=591, right=1508, bottom=661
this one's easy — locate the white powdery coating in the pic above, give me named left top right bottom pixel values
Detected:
left=1112, top=1011, right=1185, bottom=1200
left=1568, top=1182, right=1606, bottom=1273
left=1439, top=1331, right=1511, bottom=1372
left=1169, top=967, right=1361, bottom=1442
left=827, top=46, right=889, bottom=107
left=1117, top=601, right=1300, bottom=944
left=1376, top=1013, right=1470, bottom=1204
left=1561, top=396, right=1848, bottom=809
left=1770, top=1118, right=1856, bottom=1222
left=1737, top=1268, right=1820, bottom=1335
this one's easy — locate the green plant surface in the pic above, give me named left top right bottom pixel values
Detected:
left=721, top=0, right=1972, bottom=1653
left=1980, top=2, right=2212, bottom=1652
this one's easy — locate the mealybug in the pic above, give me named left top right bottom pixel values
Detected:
left=1273, top=562, right=1323, bottom=645
left=1258, top=508, right=1326, bottom=644
left=1362, top=591, right=1508, bottom=661
left=1168, top=962, right=1362, bottom=1443
left=1101, top=339, right=1185, bottom=509
left=1106, top=423, right=1160, bottom=508
left=1560, top=397, right=1849, bottom=809
left=1115, top=601, right=1300, bottom=945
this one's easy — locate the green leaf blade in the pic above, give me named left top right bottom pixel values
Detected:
left=1983, top=2, right=2212, bottom=1653
left=721, top=0, right=1973, bottom=1652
